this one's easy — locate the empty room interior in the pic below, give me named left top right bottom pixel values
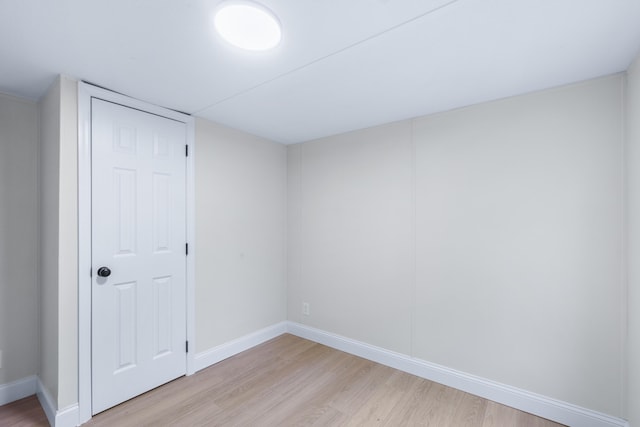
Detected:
left=1, top=1, right=640, bottom=426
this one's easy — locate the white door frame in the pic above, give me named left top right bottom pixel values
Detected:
left=77, top=82, right=196, bottom=424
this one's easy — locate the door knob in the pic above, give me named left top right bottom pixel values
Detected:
left=97, top=267, right=112, bottom=278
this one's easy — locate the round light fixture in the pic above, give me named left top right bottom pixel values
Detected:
left=214, top=1, right=282, bottom=51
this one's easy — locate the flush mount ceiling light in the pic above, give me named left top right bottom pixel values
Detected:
left=214, top=1, right=282, bottom=51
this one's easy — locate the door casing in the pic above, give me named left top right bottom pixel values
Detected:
left=77, top=82, right=196, bottom=424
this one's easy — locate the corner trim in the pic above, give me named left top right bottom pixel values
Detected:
left=36, top=378, right=56, bottom=426
left=0, top=375, right=37, bottom=406
left=194, top=322, right=288, bottom=372
left=286, top=322, right=629, bottom=427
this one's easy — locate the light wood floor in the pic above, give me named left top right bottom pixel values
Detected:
left=0, top=395, right=48, bottom=426
left=0, top=334, right=565, bottom=426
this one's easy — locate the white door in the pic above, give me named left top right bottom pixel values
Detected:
left=91, top=98, right=187, bottom=414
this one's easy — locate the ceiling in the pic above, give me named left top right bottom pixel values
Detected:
left=1, top=0, right=640, bottom=144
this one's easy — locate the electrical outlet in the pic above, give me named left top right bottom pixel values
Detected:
left=302, top=302, right=310, bottom=316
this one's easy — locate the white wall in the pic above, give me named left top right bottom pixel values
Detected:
left=0, top=93, right=39, bottom=385
left=39, top=79, right=60, bottom=402
left=626, top=52, right=640, bottom=426
left=413, top=75, right=624, bottom=416
left=57, top=76, right=78, bottom=409
left=195, top=118, right=287, bottom=351
left=287, top=122, right=414, bottom=354
left=38, top=75, right=78, bottom=409
left=288, top=74, right=625, bottom=417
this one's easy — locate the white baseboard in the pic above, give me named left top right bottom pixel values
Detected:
left=194, top=322, right=288, bottom=372
left=18, top=321, right=626, bottom=427
left=55, top=403, right=80, bottom=427
left=0, top=375, right=37, bottom=406
left=36, top=377, right=79, bottom=427
left=286, top=322, right=628, bottom=427
left=36, top=378, right=56, bottom=426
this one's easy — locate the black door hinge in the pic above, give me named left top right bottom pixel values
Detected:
left=186, top=243, right=189, bottom=255
left=186, top=341, right=189, bottom=353
left=185, top=145, right=189, bottom=157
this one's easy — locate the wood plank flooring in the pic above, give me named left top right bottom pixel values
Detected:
left=0, top=334, right=565, bottom=426
left=0, top=395, right=48, bottom=426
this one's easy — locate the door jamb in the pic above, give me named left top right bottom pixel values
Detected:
left=77, top=82, right=196, bottom=424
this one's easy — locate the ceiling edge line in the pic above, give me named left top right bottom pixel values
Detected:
left=192, top=0, right=463, bottom=115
